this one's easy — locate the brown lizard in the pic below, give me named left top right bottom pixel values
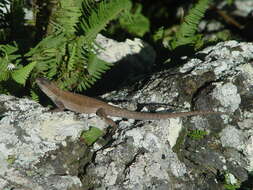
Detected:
left=36, top=78, right=224, bottom=128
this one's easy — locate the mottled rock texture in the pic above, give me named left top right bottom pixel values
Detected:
left=0, top=40, right=253, bottom=189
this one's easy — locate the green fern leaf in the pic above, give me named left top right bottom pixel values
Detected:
left=67, top=42, right=77, bottom=71
left=12, top=61, right=36, bottom=85
left=0, top=70, right=10, bottom=81
left=87, top=53, right=113, bottom=79
left=170, top=0, right=212, bottom=49
left=78, top=79, right=91, bottom=91
left=26, top=0, right=131, bottom=92
left=0, top=61, right=10, bottom=81
left=119, top=3, right=149, bottom=37
left=0, top=43, right=21, bottom=81
left=55, top=0, right=83, bottom=36
left=30, top=90, right=39, bottom=102
left=81, top=127, right=104, bottom=146
left=80, top=0, right=131, bottom=44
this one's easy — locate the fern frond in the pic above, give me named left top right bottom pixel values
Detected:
left=87, top=52, right=113, bottom=79
left=67, top=42, right=77, bottom=71
left=119, top=3, right=149, bottom=37
left=170, top=0, right=211, bottom=49
left=30, top=90, right=39, bottom=102
left=0, top=63, right=10, bottom=81
left=0, top=43, right=21, bottom=82
left=80, top=0, right=131, bottom=44
left=77, top=76, right=92, bottom=91
left=26, top=32, right=67, bottom=78
left=27, top=0, right=131, bottom=92
left=57, top=70, right=81, bottom=89
left=54, top=0, right=83, bottom=36
left=12, top=61, right=36, bottom=85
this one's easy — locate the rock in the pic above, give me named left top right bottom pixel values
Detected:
left=95, top=41, right=253, bottom=189
left=1, top=40, right=253, bottom=189
left=0, top=95, right=92, bottom=190
left=95, top=34, right=155, bottom=66
left=87, top=34, right=156, bottom=94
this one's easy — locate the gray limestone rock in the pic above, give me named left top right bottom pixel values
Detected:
left=1, top=40, right=253, bottom=189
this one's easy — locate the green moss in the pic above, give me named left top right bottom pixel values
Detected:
left=6, top=155, right=16, bottom=165
left=223, top=172, right=241, bottom=190
left=81, top=127, right=104, bottom=146
left=187, top=129, right=207, bottom=140
left=172, top=127, right=187, bottom=153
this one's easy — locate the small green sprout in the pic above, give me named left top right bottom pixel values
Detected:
left=81, top=127, right=104, bottom=146
left=223, top=173, right=240, bottom=190
left=187, top=129, right=207, bottom=140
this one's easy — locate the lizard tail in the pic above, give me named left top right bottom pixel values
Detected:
left=106, top=106, right=223, bottom=120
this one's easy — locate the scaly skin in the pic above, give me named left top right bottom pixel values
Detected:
left=36, top=78, right=224, bottom=125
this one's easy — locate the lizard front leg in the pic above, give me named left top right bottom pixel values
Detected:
left=96, top=108, right=117, bottom=135
left=47, top=99, right=66, bottom=112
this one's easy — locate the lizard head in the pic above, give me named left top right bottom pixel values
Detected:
left=36, top=77, right=60, bottom=98
left=36, top=77, right=51, bottom=86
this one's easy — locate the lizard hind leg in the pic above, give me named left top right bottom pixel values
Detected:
left=96, top=108, right=117, bottom=135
